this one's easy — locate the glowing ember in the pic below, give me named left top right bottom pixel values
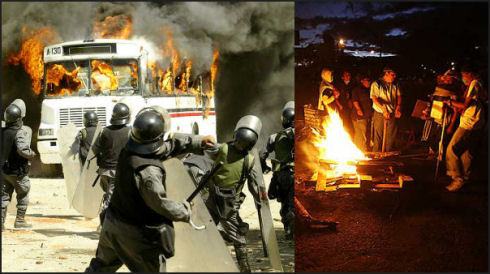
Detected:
left=93, top=15, right=132, bottom=39
left=90, top=60, right=118, bottom=91
left=313, top=107, right=368, bottom=176
left=8, top=26, right=58, bottom=95
left=45, top=64, right=82, bottom=96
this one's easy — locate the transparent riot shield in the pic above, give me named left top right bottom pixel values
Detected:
left=163, top=158, right=239, bottom=272
left=58, top=123, right=82, bottom=207
left=72, top=124, right=104, bottom=219
left=252, top=148, right=284, bottom=272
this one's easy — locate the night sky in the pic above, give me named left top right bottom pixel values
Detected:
left=296, top=2, right=488, bottom=73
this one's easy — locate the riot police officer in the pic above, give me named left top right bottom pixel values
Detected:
left=77, top=110, right=98, bottom=166
left=261, top=101, right=295, bottom=240
left=86, top=108, right=215, bottom=272
left=1, top=99, right=37, bottom=230
left=92, top=103, right=131, bottom=231
left=204, top=115, right=262, bottom=272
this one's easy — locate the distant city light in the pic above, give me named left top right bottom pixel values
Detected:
left=451, top=62, right=455, bottom=66
left=339, top=39, right=345, bottom=45
left=370, top=50, right=375, bottom=54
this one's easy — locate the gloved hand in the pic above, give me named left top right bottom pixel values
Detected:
left=183, top=201, right=192, bottom=222
left=201, top=135, right=216, bottom=148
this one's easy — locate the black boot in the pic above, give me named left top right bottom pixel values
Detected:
left=14, top=208, right=32, bottom=229
left=234, top=244, right=251, bottom=272
left=1, top=208, right=6, bottom=231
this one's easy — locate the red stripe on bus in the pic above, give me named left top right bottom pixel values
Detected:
left=169, top=112, right=216, bottom=118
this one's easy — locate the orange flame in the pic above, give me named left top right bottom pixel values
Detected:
left=8, top=26, right=58, bottom=95
left=90, top=60, right=118, bottom=91
left=178, top=59, right=192, bottom=93
left=45, top=64, right=82, bottom=96
left=203, top=50, right=220, bottom=118
left=159, top=68, right=173, bottom=94
left=210, top=50, right=220, bottom=96
left=313, top=107, right=368, bottom=176
left=93, top=15, right=132, bottom=39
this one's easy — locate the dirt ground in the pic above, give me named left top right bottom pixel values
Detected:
left=295, top=141, right=488, bottom=272
left=1, top=172, right=294, bottom=272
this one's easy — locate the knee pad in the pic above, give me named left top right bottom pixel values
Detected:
left=17, top=177, right=31, bottom=195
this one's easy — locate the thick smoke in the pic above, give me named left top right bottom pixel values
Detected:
left=2, top=2, right=294, bottom=148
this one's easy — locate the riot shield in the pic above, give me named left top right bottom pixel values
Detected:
left=72, top=124, right=104, bottom=219
left=58, top=123, right=82, bottom=207
left=163, top=158, right=239, bottom=272
left=252, top=148, right=284, bottom=272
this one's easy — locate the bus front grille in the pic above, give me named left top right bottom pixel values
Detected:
left=59, top=107, right=107, bottom=127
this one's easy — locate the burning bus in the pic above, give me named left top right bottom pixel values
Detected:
left=37, top=39, right=216, bottom=165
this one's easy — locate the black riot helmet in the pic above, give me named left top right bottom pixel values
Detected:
left=127, top=109, right=166, bottom=155
left=83, top=110, right=98, bottom=127
left=233, top=128, right=258, bottom=152
left=110, top=103, right=130, bottom=126
left=282, top=108, right=294, bottom=128
left=4, top=104, right=22, bottom=123
left=281, top=101, right=294, bottom=128
left=233, top=115, right=262, bottom=152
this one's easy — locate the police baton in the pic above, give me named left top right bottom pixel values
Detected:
left=185, top=161, right=223, bottom=231
left=186, top=161, right=223, bottom=203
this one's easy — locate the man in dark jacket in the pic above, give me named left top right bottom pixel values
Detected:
left=1, top=99, right=37, bottom=230
left=336, top=70, right=354, bottom=136
left=85, top=108, right=215, bottom=272
left=351, top=75, right=374, bottom=151
left=92, top=103, right=131, bottom=231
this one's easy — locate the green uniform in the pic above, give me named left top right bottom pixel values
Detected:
left=262, top=127, right=294, bottom=237
left=204, top=142, right=260, bottom=272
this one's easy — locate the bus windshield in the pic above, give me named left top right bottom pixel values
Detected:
left=44, top=59, right=139, bottom=97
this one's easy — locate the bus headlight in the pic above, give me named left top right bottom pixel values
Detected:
left=38, top=128, right=54, bottom=136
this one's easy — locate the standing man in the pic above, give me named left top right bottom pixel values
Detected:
left=444, top=65, right=486, bottom=192
left=318, top=68, right=339, bottom=111
left=77, top=110, right=98, bottom=166
left=92, top=102, right=131, bottom=232
left=86, top=108, right=216, bottom=272
left=204, top=115, right=262, bottom=272
left=1, top=99, right=37, bottom=230
left=261, top=101, right=295, bottom=240
left=336, top=70, right=354, bottom=136
left=351, top=75, right=373, bottom=151
left=370, top=67, right=402, bottom=152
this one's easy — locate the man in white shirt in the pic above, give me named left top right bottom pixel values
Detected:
left=444, top=65, right=486, bottom=192
left=370, top=67, right=402, bottom=152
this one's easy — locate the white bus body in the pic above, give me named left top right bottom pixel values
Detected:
left=38, top=39, right=216, bottom=164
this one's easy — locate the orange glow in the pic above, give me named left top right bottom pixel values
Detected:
left=210, top=50, right=219, bottom=96
left=8, top=26, right=58, bottom=95
left=159, top=68, right=173, bottom=94
left=93, top=15, right=132, bottom=39
left=90, top=60, right=118, bottom=91
left=313, top=107, right=368, bottom=176
left=45, top=65, right=82, bottom=96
